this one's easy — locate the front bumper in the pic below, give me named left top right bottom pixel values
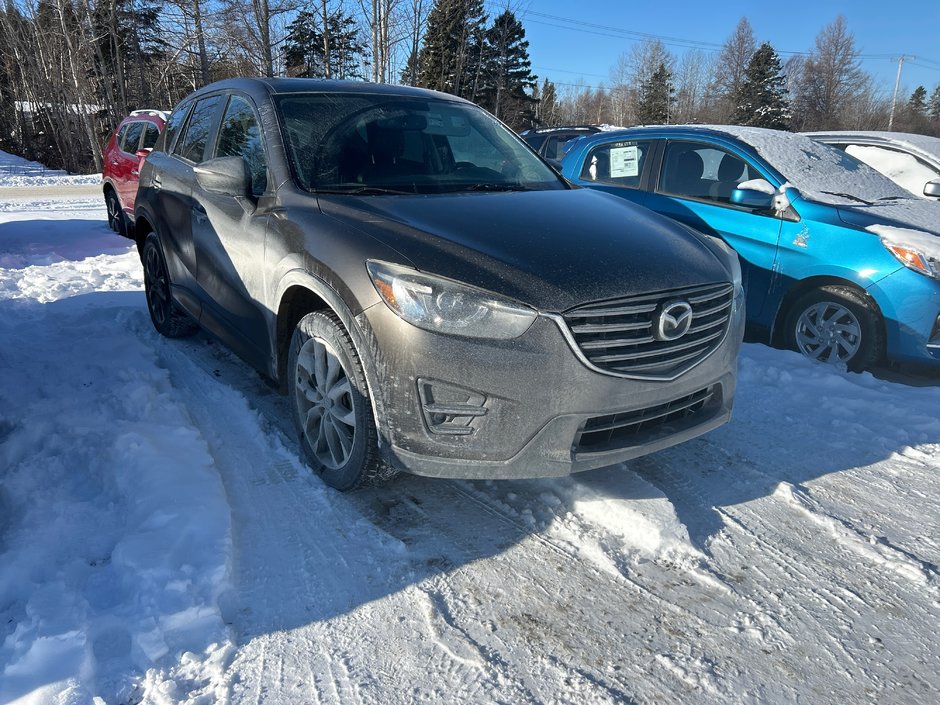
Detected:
left=357, top=288, right=745, bottom=479
left=867, top=268, right=940, bottom=365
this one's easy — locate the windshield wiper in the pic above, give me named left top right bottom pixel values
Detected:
left=458, top=183, right=532, bottom=192
left=876, top=196, right=907, bottom=202
left=316, top=186, right=414, bottom=195
left=819, top=190, right=873, bottom=205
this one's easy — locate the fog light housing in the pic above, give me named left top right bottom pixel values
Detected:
left=417, top=378, right=487, bottom=435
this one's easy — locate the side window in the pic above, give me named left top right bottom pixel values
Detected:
left=175, top=95, right=223, bottom=163
left=121, top=122, right=145, bottom=153
left=580, top=140, right=652, bottom=189
left=660, top=141, right=756, bottom=205
left=141, top=123, right=161, bottom=150
left=214, top=95, right=268, bottom=196
left=115, top=124, right=130, bottom=148
left=163, top=102, right=192, bottom=153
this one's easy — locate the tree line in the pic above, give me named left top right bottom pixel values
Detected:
left=541, top=17, right=940, bottom=138
left=0, top=1, right=937, bottom=174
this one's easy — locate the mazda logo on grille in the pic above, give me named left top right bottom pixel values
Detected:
left=655, top=300, right=694, bottom=341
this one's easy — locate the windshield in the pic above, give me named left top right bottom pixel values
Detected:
left=275, top=93, right=564, bottom=194
left=719, top=126, right=914, bottom=205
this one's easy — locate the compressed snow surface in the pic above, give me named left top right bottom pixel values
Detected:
left=1, top=166, right=939, bottom=704
left=0, top=151, right=99, bottom=187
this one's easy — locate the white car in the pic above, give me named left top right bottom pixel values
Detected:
left=806, top=131, right=940, bottom=200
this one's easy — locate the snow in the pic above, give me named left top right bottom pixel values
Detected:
left=1, top=162, right=940, bottom=704
left=845, top=145, right=940, bottom=198
left=0, top=151, right=100, bottom=188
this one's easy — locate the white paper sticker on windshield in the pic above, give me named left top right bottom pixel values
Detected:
left=610, top=145, right=639, bottom=177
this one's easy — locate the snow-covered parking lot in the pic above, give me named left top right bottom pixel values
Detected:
left=0, top=189, right=938, bottom=705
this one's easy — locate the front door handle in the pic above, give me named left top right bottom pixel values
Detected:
left=151, top=175, right=162, bottom=191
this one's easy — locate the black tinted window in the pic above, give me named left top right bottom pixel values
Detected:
left=660, top=141, right=756, bottom=205
left=580, top=140, right=652, bottom=189
left=176, top=95, right=223, bottom=162
left=215, top=95, right=267, bottom=196
left=121, top=122, right=144, bottom=153
left=163, top=103, right=191, bottom=153
left=142, top=123, right=160, bottom=150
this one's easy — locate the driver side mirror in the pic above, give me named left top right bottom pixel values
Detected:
left=731, top=179, right=776, bottom=209
left=924, top=179, right=940, bottom=198
left=195, top=156, right=250, bottom=196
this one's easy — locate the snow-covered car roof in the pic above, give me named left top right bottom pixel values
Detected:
left=805, top=131, right=940, bottom=166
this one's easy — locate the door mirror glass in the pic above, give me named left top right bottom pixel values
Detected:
left=195, top=156, right=250, bottom=196
left=924, top=179, right=940, bottom=198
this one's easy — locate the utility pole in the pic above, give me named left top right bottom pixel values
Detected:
left=889, top=55, right=909, bottom=130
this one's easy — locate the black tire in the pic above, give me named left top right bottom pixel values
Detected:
left=105, top=189, right=128, bottom=238
left=142, top=234, right=198, bottom=338
left=288, top=311, right=395, bottom=490
left=785, top=285, right=884, bottom=372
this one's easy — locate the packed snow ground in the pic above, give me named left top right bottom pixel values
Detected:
left=0, top=185, right=938, bottom=705
left=0, top=152, right=100, bottom=188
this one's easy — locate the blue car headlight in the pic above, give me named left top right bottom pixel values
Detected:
left=879, top=237, right=940, bottom=281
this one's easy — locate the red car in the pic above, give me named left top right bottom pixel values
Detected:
left=102, top=110, right=167, bottom=237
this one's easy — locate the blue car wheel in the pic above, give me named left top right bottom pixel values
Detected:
left=785, top=286, right=885, bottom=371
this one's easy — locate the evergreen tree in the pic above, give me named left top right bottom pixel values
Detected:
left=636, top=62, right=674, bottom=124
left=476, top=10, right=537, bottom=129
left=930, top=85, right=940, bottom=122
left=416, top=0, right=486, bottom=99
left=284, top=8, right=364, bottom=80
left=539, top=78, right=558, bottom=126
left=909, top=86, right=928, bottom=116
left=733, top=42, right=791, bottom=130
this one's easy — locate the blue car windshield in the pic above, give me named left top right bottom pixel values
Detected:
left=275, top=93, right=565, bottom=194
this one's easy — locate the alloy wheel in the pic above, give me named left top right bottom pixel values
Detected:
left=294, top=337, right=357, bottom=470
left=144, top=243, right=170, bottom=327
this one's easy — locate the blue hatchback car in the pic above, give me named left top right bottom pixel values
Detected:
left=561, top=126, right=940, bottom=370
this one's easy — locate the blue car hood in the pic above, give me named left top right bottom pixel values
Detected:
left=318, top=188, right=732, bottom=312
left=836, top=198, right=940, bottom=237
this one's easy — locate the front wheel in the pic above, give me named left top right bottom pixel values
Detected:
left=288, top=311, right=394, bottom=490
left=785, top=286, right=884, bottom=372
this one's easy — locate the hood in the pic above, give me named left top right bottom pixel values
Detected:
left=836, top=198, right=940, bottom=237
left=317, top=188, right=732, bottom=312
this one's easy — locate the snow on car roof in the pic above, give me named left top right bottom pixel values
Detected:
left=805, top=131, right=940, bottom=164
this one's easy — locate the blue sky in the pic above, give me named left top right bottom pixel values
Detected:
left=497, top=1, right=940, bottom=99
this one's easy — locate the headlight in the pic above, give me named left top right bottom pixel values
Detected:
left=366, top=261, right=537, bottom=339
left=881, top=238, right=940, bottom=280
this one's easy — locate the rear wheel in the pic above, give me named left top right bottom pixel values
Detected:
left=105, top=189, right=127, bottom=237
left=785, top=286, right=884, bottom=372
left=142, top=234, right=197, bottom=338
left=288, top=311, right=395, bottom=490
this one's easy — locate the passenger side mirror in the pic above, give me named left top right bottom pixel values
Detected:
left=195, top=156, right=250, bottom=196
left=731, top=179, right=776, bottom=209
left=924, top=179, right=940, bottom=198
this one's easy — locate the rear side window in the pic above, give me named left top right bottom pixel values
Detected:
left=214, top=95, right=267, bottom=196
left=141, top=123, right=161, bottom=150
left=163, top=103, right=192, bottom=153
left=115, top=123, right=130, bottom=148
left=121, top=122, right=145, bottom=153
left=175, top=95, right=223, bottom=163
left=580, top=140, right=652, bottom=189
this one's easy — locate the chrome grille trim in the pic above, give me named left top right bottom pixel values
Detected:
left=556, top=282, right=735, bottom=380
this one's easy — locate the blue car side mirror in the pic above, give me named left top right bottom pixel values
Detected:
left=731, top=187, right=775, bottom=209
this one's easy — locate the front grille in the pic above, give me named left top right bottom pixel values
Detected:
left=576, top=386, right=720, bottom=453
left=563, top=282, right=734, bottom=378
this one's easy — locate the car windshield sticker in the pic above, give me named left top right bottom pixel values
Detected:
left=610, top=145, right=639, bottom=178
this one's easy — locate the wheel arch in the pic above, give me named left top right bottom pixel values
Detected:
left=769, top=275, right=886, bottom=347
left=273, top=271, right=390, bottom=452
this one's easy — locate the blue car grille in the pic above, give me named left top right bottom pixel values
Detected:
left=563, top=282, right=734, bottom=378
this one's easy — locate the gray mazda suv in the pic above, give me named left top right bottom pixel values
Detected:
left=135, top=78, right=744, bottom=490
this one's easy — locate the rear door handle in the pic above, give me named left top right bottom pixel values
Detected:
left=131, top=169, right=139, bottom=176
left=151, top=175, right=162, bottom=190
